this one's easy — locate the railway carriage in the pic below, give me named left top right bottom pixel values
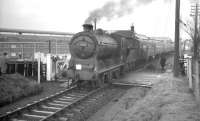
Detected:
left=67, top=24, right=173, bottom=87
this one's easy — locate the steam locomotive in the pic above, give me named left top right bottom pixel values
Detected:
left=67, top=24, right=174, bottom=87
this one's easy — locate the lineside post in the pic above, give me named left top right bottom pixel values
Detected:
left=194, top=3, right=200, bottom=102
left=191, top=2, right=200, bottom=102
left=173, top=0, right=180, bottom=77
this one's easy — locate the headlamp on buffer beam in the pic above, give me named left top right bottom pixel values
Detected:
left=75, top=64, right=82, bottom=70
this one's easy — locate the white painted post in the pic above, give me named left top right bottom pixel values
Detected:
left=46, top=54, right=52, bottom=81
left=38, top=52, right=41, bottom=84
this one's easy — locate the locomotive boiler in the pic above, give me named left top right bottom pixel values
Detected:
left=70, top=24, right=120, bottom=60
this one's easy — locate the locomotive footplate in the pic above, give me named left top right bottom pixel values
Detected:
left=98, top=64, right=124, bottom=74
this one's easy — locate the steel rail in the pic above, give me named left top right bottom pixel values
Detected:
left=41, top=86, right=106, bottom=121
left=0, top=86, right=76, bottom=121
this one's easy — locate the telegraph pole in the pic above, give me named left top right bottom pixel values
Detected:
left=191, top=2, right=200, bottom=101
left=174, top=0, right=180, bottom=77
left=193, top=3, right=198, bottom=59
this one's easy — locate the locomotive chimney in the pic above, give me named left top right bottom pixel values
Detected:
left=83, top=24, right=93, bottom=32
left=131, top=25, right=134, bottom=32
left=131, top=25, right=135, bottom=38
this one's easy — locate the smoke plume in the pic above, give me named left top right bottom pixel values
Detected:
left=84, top=0, right=133, bottom=24
left=85, top=0, right=171, bottom=24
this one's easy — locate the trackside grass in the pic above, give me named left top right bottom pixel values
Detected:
left=0, top=73, right=43, bottom=106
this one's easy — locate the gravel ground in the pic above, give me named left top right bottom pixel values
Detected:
left=87, top=87, right=149, bottom=121
left=0, top=81, right=67, bottom=116
left=87, top=54, right=200, bottom=121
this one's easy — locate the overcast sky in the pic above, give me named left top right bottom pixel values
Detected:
left=0, top=0, right=192, bottom=39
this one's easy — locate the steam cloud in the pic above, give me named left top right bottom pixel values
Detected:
left=85, top=0, right=171, bottom=24
left=84, top=0, right=133, bottom=24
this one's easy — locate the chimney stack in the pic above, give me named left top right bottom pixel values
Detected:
left=83, top=24, right=93, bottom=32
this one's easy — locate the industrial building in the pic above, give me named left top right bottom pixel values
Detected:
left=0, top=29, right=73, bottom=81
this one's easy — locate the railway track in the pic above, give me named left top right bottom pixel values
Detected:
left=0, top=85, right=105, bottom=121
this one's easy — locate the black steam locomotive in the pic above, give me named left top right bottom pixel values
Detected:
left=67, top=24, right=173, bottom=87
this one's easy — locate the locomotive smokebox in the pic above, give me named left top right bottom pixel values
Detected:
left=83, top=24, right=93, bottom=32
